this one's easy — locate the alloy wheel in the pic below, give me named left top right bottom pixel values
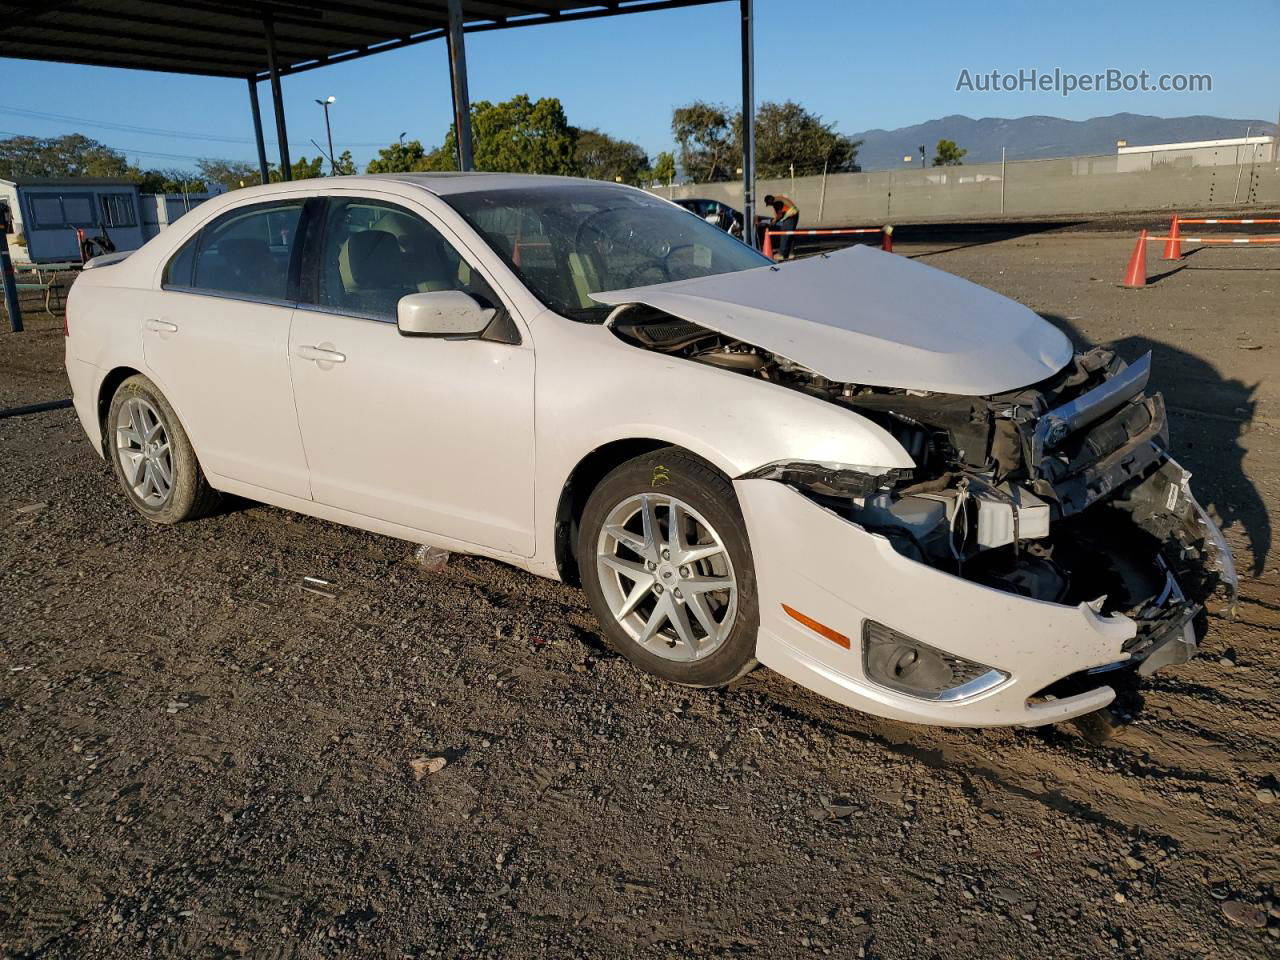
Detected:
left=115, top=397, right=173, bottom=507
left=595, top=493, right=738, bottom=662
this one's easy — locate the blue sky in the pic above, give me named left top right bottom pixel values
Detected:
left=1, top=0, right=1276, bottom=172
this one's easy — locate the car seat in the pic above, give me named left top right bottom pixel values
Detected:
left=337, top=229, right=415, bottom=316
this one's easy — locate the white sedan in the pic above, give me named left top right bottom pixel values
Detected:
left=64, top=174, right=1236, bottom=728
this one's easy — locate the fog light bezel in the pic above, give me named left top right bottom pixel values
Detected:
left=861, top=620, right=1008, bottom=702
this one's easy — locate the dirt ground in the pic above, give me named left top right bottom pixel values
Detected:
left=2, top=232, right=1279, bottom=959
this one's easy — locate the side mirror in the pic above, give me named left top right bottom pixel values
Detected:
left=397, top=290, right=494, bottom=339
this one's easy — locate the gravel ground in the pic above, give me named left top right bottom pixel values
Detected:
left=2, top=232, right=1278, bottom=959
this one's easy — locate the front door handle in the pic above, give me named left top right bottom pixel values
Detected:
left=297, top=344, right=346, bottom=364
left=144, top=319, right=179, bottom=333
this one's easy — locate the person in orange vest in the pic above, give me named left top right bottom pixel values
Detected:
left=763, top=194, right=799, bottom=259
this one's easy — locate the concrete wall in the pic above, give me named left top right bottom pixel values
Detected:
left=656, top=152, right=1280, bottom=227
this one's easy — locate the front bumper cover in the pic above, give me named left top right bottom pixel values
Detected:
left=735, top=470, right=1233, bottom=728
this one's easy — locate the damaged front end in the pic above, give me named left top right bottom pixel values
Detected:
left=612, top=307, right=1238, bottom=689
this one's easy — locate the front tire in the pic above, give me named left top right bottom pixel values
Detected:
left=105, top=374, right=219, bottom=524
left=578, top=447, right=759, bottom=687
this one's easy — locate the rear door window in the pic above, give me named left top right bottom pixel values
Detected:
left=164, top=200, right=304, bottom=302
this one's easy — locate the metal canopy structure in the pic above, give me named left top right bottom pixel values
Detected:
left=2, top=1, right=728, bottom=80
left=0, top=1, right=759, bottom=325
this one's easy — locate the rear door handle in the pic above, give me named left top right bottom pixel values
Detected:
left=297, top=344, right=346, bottom=364
left=144, top=319, right=179, bottom=333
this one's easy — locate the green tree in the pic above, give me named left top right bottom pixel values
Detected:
left=195, top=154, right=323, bottom=189
left=574, top=128, right=649, bottom=184
left=332, top=150, right=358, bottom=176
left=933, top=139, right=967, bottom=166
left=650, top=150, right=676, bottom=185
left=747, top=100, right=860, bottom=177
left=366, top=139, right=429, bottom=174
left=430, top=95, right=578, bottom=174
left=130, top=167, right=207, bottom=193
left=274, top=155, right=324, bottom=181
left=0, top=134, right=131, bottom=179
left=672, top=100, right=860, bottom=183
left=671, top=101, right=734, bottom=182
left=195, top=158, right=263, bottom=189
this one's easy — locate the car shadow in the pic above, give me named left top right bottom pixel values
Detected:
left=1042, top=313, right=1268, bottom=577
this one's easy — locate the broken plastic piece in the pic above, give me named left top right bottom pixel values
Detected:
left=301, top=576, right=336, bottom=599
left=413, top=544, right=451, bottom=572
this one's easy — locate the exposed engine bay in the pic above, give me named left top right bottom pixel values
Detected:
left=611, top=305, right=1238, bottom=676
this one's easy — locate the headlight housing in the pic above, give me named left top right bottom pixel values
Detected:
left=862, top=620, right=1007, bottom=701
left=744, top=460, right=912, bottom=498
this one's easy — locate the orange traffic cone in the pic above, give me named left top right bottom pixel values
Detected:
left=881, top=225, right=894, bottom=253
left=1161, top=214, right=1182, bottom=261
left=1122, top=230, right=1149, bottom=288
left=762, top=229, right=773, bottom=259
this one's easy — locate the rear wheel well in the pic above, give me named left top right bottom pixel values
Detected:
left=97, top=366, right=142, bottom=450
left=554, top=439, right=729, bottom=586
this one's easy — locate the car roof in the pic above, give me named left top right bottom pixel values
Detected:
left=319, top=171, right=618, bottom=196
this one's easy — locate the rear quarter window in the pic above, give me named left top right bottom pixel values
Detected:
left=163, top=236, right=197, bottom=288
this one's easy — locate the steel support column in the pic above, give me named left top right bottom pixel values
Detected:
left=1, top=230, right=22, bottom=334
left=446, top=0, right=475, bottom=172
left=739, top=0, right=756, bottom=247
left=247, top=77, right=270, bottom=185
left=263, top=12, right=291, bottom=180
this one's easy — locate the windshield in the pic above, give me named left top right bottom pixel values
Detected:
left=444, top=183, right=769, bottom=322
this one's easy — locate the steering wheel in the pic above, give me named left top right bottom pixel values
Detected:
left=574, top=210, right=693, bottom=287
left=573, top=209, right=628, bottom=255
left=623, top=262, right=670, bottom=287
left=622, top=239, right=702, bottom=287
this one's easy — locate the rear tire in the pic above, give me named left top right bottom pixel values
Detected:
left=105, top=375, right=219, bottom=524
left=578, top=447, right=759, bottom=688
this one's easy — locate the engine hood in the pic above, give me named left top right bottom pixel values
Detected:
left=592, top=245, right=1073, bottom=394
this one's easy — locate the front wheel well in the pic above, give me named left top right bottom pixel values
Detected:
left=553, top=439, right=730, bottom=586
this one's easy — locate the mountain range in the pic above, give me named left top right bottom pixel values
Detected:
left=849, top=113, right=1277, bottom=170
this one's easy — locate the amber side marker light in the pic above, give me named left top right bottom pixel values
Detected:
left=781, top=604, right=850, bottom=649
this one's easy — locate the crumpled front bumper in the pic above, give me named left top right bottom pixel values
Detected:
left=735, top=475, right=1228, bottom=728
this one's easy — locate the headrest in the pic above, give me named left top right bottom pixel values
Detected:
left=340, top=229, right=402, bottom=288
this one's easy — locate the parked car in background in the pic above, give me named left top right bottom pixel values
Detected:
left=672, top=197, right=746, bottom=240
left=65, top=174, right=1235, bottom=729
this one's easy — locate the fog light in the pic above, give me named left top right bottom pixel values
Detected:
left=862, top=620, right=1007, bottom=702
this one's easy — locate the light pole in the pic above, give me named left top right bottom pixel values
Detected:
left=315, top=96, right=337, bottom=174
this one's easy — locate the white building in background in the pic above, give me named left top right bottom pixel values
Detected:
left=139, top=189, right=225, bottom=242
left=0, top=177, right=223, bottom=264
left=0, top=178, right=145, bottom=262
left=1116, top=134, right=1277, bottom=173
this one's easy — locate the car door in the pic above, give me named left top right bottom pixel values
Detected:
left=141, top=198, right=313, bottom=499
left=288, top=194, right=535, bottom=556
